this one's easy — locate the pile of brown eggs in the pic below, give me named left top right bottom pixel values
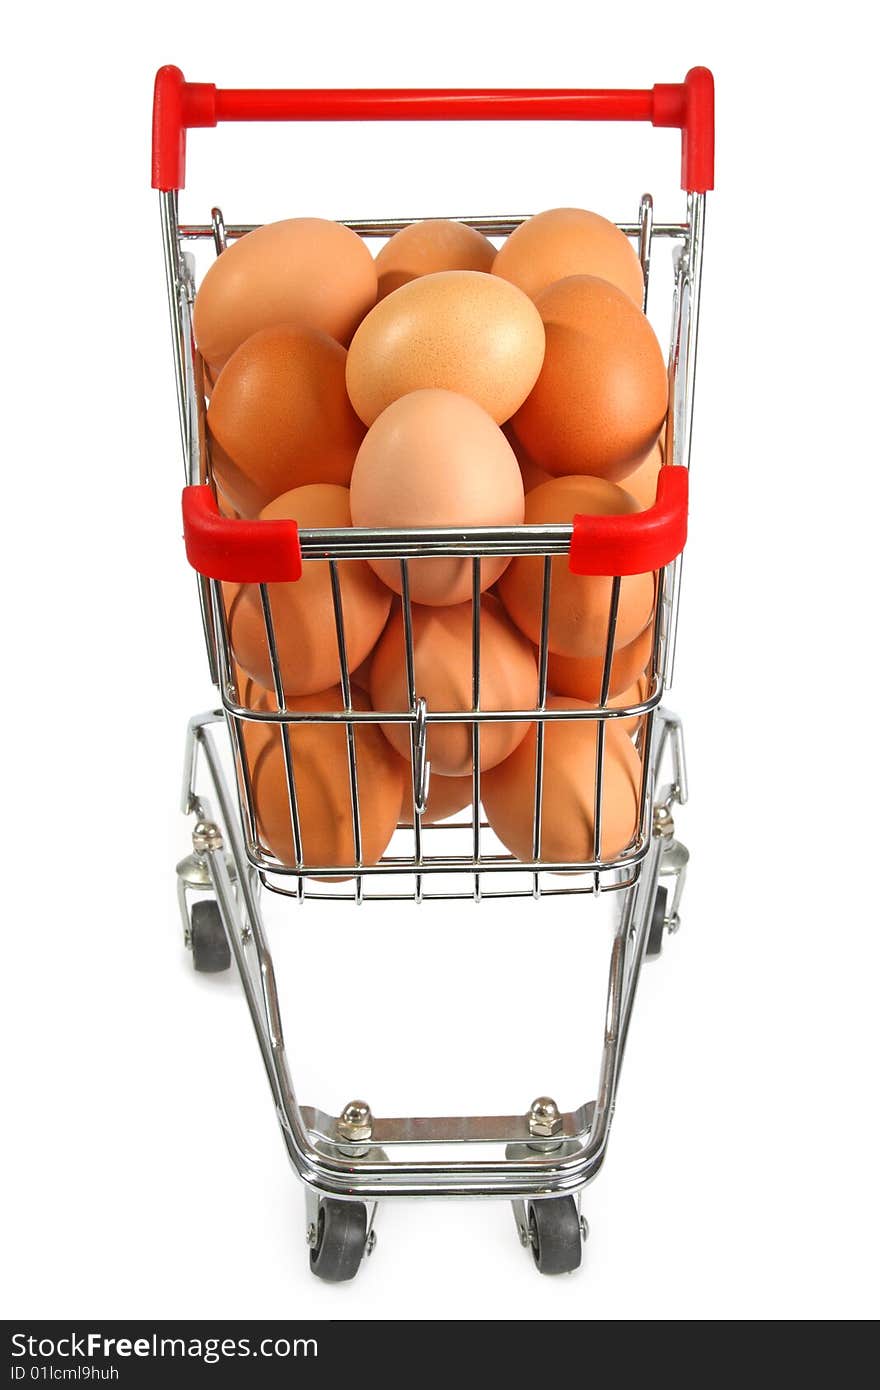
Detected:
left=195, top=209, right=668, bottom=875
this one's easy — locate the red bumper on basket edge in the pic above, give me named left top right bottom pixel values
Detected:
left=182, top=485, right=302, bottom=582
left=182, top=465, right=687, bottom=584
left=569, top=465, right=688, bottom=576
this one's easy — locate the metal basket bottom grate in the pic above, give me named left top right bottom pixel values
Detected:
left=252, top=819, right=649, bottom=903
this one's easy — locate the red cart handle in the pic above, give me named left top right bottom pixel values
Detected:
left=152, top=66, right=714, bottom=195
left=183, top=467, right=687, bottom=584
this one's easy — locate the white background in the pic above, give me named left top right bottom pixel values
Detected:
left=2, top=0, right=878, bottom=1322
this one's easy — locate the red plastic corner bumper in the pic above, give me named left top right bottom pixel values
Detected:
left=182, top=486, right=302, bottom=583
left=569, top=466, right=688, bottom=577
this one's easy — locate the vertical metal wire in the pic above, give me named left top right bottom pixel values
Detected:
left=212, top=578, right=235, bottom=697
left=636, top=567, right=667, bottom=832
left=259, top=584, right=304, bottom=875
left=664, top=192, right=705, bottom=689
left=593, top=577, right=621, bottom=869
left=681, top=193, right=706, bottom=474
left=212, top=579, right=260, bottom=852
left=531, top=557, right=553, bottom=895
left=399, top=561, right=423, bottom=903
left=162, top=190, right=219, bottom=683
left=159, top=190, right=188, bottom=469
left=329, top=561, right=363, bottom=903
left=471, top=561, right=482, bottom=902
left=650, top=566, right=667, bottom=689
left=638, top=192, right=654, bottom=313
left=231, top=714, right=261, bottom=854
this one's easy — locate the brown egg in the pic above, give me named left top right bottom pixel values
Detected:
left=350, top=390, right=524, bottom=606
left=620, top=438, right=664, bottom=510
left=547, top=623, right=654, bottom=703
left=231, top=670, right=278, bottom=771
left=213, top=474, right=242, bottom=518
left=251, top=685, right=405, bottom=878
left=512, top=276, right=667, bottom=483
left=220, top=583, right=246, bottom=650
left=376, top=220, right=496, bottom=299
left=608, top=676, right=650, bottom=737
left=564, top=675, right=650, bottom=738
left=503, top=423, right=551, bottom=493
left=207, top=326, right=365, bottom=517
left=370, top=596, right=539, bottom=777
left=497, top=476, right=655, bottom=659
left=198, top=356, right=217, bottom=401
left=398, top=767, right=474, bottom=826
left=493, top=207, right=644, bottom=305
left=193, top=218, right=377, bottom=373
left=230, top=484, right=392, bottom=696
left=349, top=648, right=376, bottom=691
left=423, top=772, right=475, bottom=824
left=346, top=271, right=545, bottom=426
left=481, top=698, right=642, bottom=863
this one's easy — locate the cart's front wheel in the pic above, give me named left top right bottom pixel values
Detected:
left=646, top=884, right=668, bottom=958
left=190, top=900, right=231, bottom=973
left=309, top=1200, right=368, bottom=1282
left=528, top=1197, right=583, bottom=1275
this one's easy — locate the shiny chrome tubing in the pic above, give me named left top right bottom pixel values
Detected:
left=177, top=215, right=690, bottom=241
left=161, top=188, right=218, bottom=683
left=159, top=190, right=188, bottom=468
left=664, top=192, right=706, bottom=683
left=295, top=522, right=577, bottom=560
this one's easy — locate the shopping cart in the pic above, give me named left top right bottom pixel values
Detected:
left=155, top=66, right=713, bottom=1280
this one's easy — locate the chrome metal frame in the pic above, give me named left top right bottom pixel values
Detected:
left=180, top=704, right=687, bottom=1199
left=164, top=191, right=704, bottom=1223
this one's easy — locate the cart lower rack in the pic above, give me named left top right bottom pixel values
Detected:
left=158, top=65, right=712, bottom=1278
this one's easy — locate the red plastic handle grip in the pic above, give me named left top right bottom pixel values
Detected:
left=183, top=485, right=302, bottom=582
left=152, top=66, right=714, bottom=194
left=184, top=469, right=687, bottom=584
left=569, top=465, right=688, bottom=576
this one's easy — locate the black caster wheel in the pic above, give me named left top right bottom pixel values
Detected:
left=528, top=1197, right=583, bottom=1275
left=646, top=884, right=668, bottom=958
left=309, top=1199, right=368, bottom=1282
left=190, top=900, right=231, bottom=973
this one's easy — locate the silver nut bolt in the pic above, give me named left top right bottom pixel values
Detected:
left=529, top=1096, right=563, bottom=1138
left=306, top=1223, right=318, bottom=1248
left=192, top=820, right=223, bottom=854
left=337, top=1100, right=373, bottom=1144
left=653, top=805, right=675, bottom=840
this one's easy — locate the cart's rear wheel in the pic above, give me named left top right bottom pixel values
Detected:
left=190, top=900, right=231, bottom=973
left=528, top=1197, right=583, bottom=1275
left=309, top=1199, right=368, bottom=1282
left=646, top=885, right=668, bottom=958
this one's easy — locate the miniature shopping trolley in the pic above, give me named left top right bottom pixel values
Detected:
left=155, top=66, right=713, bottom=1280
